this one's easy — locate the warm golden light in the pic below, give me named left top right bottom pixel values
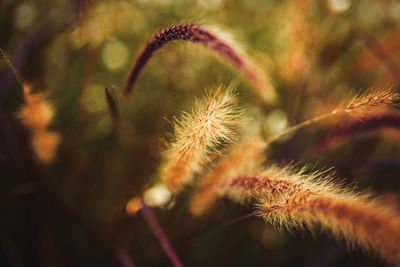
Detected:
left=143, top=184, right=172, bottom=207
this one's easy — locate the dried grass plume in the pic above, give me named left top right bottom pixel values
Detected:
left=123, top=24, right=275, bottom=102
left=189, top=133, right=266, bottom=216
left=228, top=166, right=400, bottom=266
left=268, top=86, right=400, bottom=144
left=159, top=86, right=242, bottom=193
left=19, top=85, right=60, bottom=163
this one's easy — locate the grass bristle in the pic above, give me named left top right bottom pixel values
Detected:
left=159, top=86, right=242, bottom=193
left=123, top=24, right=275, bottom=102
left=267, top=86, right=400, bottom=144
left=227, top=166, right=400, bottom=265
left=346, top=86, right=400, bottom=111
left=19, top=85, right=60, bottom=163
left=189, top=134, right=266, bottom=216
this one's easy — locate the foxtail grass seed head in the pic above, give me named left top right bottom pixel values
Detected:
left=1, top=49, right=61, bottom=164
left=228, top=166, right=400, bottom=266
left=31, top=131, right=61, bottom=163
left=19, top=85, right=54, bottom=131
left=159, top=87, right=242, bottom=193
left=346, top=86, right=400, bottom=111
left=267, top=86, right=400, bottom=144
left=123, top=24, right=275, bottom=102
left=189, top=134, right=266, bottom=216
left=18, top=85, right=60, bottom=163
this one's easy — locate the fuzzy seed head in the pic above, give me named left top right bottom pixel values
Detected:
left=18, top=85, right=60, bottom=164
left=19, top=85, right=53, bottom=131
left=346, top=86, right=399, bottom=111
left=160, top=87, right=242, bottom=193
left=228, top=166, right=400, bottom=265
left=124, top=24, right=275, bottom=102
left=31, top=131, right=60, bottom=163
left=189, top=134, right=266, bottom=216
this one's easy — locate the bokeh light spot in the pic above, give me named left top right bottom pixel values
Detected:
left=14, top=3, right=37, bottom=30
left=265, top=109, right=288, bottom=135
left=101, top=40, right=130, bottom=71
left=327, top=0, right=351, bottom=13
left=126, top=197, right=143, bottom=216
left=80, top=83, right=107, bottom=113
left=143, top=184, right=172, bottom=207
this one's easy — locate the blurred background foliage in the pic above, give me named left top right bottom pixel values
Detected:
left=1, top=0, right=400, bottom=266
